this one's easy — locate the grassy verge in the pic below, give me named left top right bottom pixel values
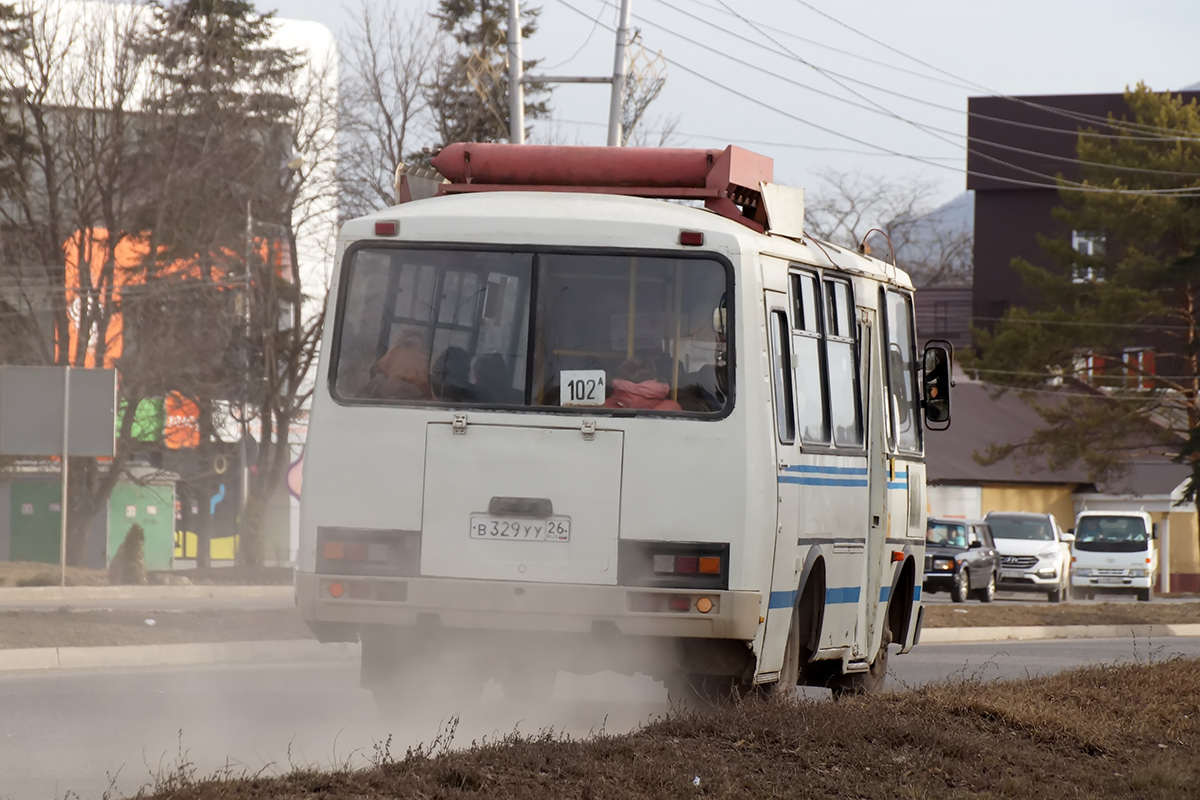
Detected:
left=0, top=561, right=109, bottom=587
left=0, top=608, right=312, bottom=649
left=924, top=600, right=1200, bottom=628
left=128, top=657, right=1200, bottom=800
left=0, top=562, right=293, bottom=587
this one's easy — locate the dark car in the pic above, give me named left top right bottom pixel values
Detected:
left=923, top=518, right=1001, bottom=603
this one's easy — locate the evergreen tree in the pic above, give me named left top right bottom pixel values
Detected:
left=0, top=2, right=30, bottom=216
left=971, top=84, right=1200, bottom=496
left=427, top=0, right=551, bottom=147
left=135, top=0, right=303, bottom=566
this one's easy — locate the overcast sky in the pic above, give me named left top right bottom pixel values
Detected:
left=266, top=0, right=1200, bottom=209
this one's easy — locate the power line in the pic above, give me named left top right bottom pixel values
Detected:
left=551, top=0, right=1200, bottom=197
left=661, top=0, right=979, bottom=92
left=787, top=0, right=1200, bottom=143
left=660, top=0, right=1200, bottom=146
left=968, top=315, right=1200, bottom=333
left=641, top=0, right=1200, bottom=184
left=553, top=116, right=961, bottom=159
left=542, top=0, right=610, bottom=69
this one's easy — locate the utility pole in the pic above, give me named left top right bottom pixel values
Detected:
left=606, top=0, right=634, bottom=146
left=507, top=0, right=525, bottom=144
left=241, top=199, right=252, bottom=545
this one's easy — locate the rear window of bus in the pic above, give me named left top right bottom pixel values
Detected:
left=330, top=246, right=732, bottom=416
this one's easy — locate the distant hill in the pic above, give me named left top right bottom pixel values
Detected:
left=889, top=191, right=973, bottom=287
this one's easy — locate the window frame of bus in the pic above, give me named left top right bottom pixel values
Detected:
left=768, top=308, right=796, bottom=445
left=787, top=267, right=865, bottom=452
left=880, top=287, right=923, bottom=455
left=325, top=241, right=737, bottom=420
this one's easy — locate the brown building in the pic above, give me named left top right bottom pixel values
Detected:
left=967, top=90, right=1200, bottom=327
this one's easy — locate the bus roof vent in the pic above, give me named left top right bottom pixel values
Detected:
left=409, top=142, right=785, bottom=233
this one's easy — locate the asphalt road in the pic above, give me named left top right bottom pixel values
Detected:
left=4, top=635, right=1200, bottom=800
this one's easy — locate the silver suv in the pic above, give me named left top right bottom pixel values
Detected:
left=983, top=511, right=1075, bottom=603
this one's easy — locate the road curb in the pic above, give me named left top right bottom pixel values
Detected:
left=0, top=639, right=359, bottom=673
left=0, top=584, right=292, bottom=604
left=922, top=623, right=1200, bottom=644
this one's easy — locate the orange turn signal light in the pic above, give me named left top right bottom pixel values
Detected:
left=891, top=550, right=905, bottom=563
left=698, top=556, right=721, bottom=575
left=328, top=581, right=345, bottom=598
left=696, top=597, right=714, bottom=614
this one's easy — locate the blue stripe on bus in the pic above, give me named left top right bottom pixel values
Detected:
left=887, top=470, right=909, bottom=490
left=782, top=465, right=869, bottom=476
left=770, top=586, right=863, bottom=609
left=768, top=590, right=797, bottom=609
left=879, top=586, right=891, bottom=603
left=778, top=476, right=869, bottom=487
left=913, top=585, right=922, bottom=602
left=825, top=586, right=861, bottom=604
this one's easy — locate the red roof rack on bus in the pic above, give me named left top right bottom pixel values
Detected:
left=395, top=143, right=781, bottom=233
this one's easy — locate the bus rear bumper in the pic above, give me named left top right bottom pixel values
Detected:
left=296, top=572, right=762, bottom=641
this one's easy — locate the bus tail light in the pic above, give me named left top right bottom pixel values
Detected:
left=619, top=541, right=729, bottom=590
left=317, top=527, right=421, bottom=577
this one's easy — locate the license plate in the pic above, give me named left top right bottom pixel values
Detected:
left=1097, top=576, right=1125, bottom=584
left=469, top=515, right=570, bottom=542
left=1000, top=569, right=1025, bottom=580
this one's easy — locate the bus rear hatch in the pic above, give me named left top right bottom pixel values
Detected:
left=421, top=421, right=623, bottom=585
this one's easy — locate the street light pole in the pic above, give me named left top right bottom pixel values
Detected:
left=606, top=0, right=634, bottom=146
left=507, top=0, right=525, bottom=144
left=241, top=199, right=252, bottom=536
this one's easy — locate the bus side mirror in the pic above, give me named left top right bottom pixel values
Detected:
left=922, top=340, right=953, bottom=430
left=1151, top=523, right=1159, bottom=539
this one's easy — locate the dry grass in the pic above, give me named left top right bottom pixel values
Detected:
left=0, top=561, right=109, bottom=587
left=125, top=657, right=1200, bottom=800
left=924, top=600, right=1200, bottom=628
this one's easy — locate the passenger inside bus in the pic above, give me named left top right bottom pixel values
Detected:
left=472, top=352, right=523, bottom=404
left=430, top=346, right=474, bottom=401
left=364, top=327, right=433, bottom=400
left=603, top=356, right=683, bottom=411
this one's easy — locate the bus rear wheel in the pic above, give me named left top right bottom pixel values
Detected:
left=828, top=629, right=891, bottom=700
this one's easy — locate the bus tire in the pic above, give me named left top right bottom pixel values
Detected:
left=828, top=628, right=890, bottom=700
left=763, top=599, right=804, bottom=700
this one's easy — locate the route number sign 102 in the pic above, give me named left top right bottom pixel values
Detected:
left=559, top=370, right=606, bottom=407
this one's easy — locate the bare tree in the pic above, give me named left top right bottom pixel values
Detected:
left=0, top=0, right=154, bottom=565
left=235, top=34, right=340, bottom=566
left=338, top=1, right=438, bottom=219
left=804, top=170, right=972, bottom=288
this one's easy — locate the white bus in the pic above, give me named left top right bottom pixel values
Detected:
left=296, top=143, right=952, bottom=708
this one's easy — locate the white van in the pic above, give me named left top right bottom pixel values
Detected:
left=1070, top=510, right=1157, bottom=602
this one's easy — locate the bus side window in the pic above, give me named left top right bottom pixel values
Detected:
left=790, top=271, right=830, bottom=445
left=824, top=278, right=863, bottom=447
left=881, top=288, right=921, bottom=452
left=769, top=310, right=795, bottom=444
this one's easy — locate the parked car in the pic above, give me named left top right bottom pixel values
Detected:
left=984, top=511, right=1074, bottom=603
left=1070, top=510, right=1157, bottom=602
left=923, top=518, right=1002, bottom=603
